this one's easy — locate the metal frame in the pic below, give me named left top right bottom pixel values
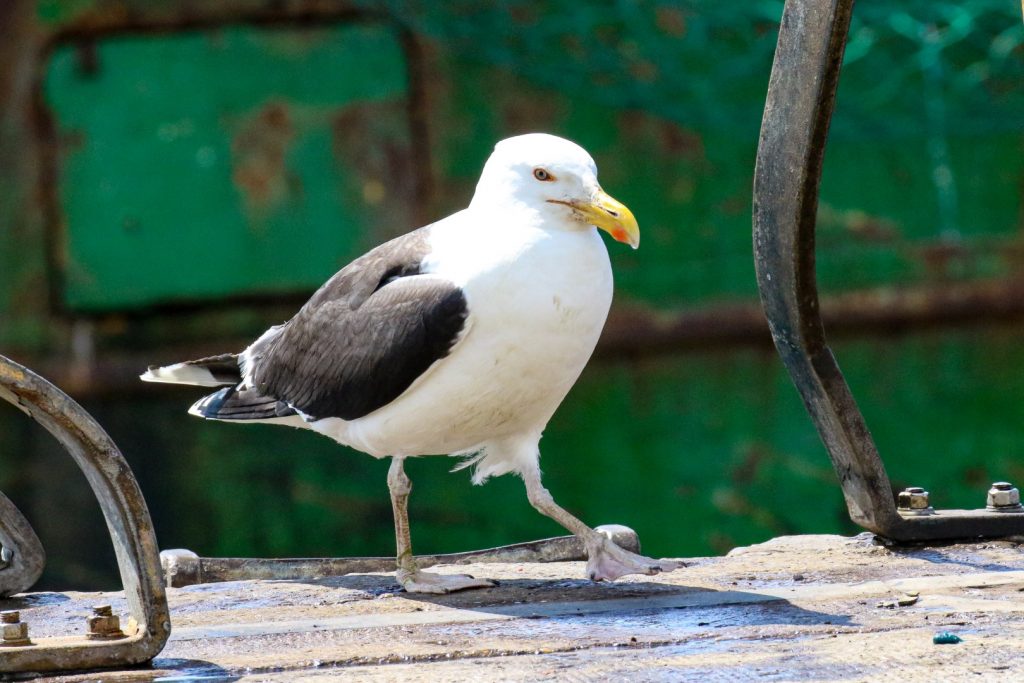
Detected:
left=753, top=0, right=1024, bottom=541
left=0, top=354, right=170, bottom=673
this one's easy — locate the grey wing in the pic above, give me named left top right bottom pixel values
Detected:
left=249, top=231, right=469, bottom=421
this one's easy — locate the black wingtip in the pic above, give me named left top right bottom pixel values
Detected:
left=200, top=387, right=235, bottom=418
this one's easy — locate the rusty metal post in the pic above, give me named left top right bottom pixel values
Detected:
left=160, top=525, right=641, bottom=588
left=753, top=0, right=1024, bottom=541
left=0, top=354, right=170, bottom=673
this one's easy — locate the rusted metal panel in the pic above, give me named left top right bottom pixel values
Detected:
left=599, top=276, right=1024, bottom=357
left=42, top=22, right=413, bottom=311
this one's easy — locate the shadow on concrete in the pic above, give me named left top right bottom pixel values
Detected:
left=882, top=541, right=1022, bottom=573
left=293, top=571, right=855, bottom=629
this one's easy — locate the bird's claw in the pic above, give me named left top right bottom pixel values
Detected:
left=585, top=535, right=683, bottom=582
left=397, top=568, right=497, bottom=594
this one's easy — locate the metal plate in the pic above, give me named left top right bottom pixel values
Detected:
left=44, top=23, right=410, bottom=311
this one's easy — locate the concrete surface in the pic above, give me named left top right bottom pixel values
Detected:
left=5, top=533, right=1024, bottom=681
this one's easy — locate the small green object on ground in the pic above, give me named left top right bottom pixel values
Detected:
left=933, top=632, right=963, bottom=645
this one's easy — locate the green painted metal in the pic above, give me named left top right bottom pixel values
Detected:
left=20, top=330, right=1023, bottom=590
left=45, top=23, right=409, bottom=311
left=0, top=0, right=1022, bottom=588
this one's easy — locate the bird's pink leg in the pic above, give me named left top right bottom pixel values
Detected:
left=520, top=465, right=682, bottom=581
left=387, top=456, right=495, bottom=594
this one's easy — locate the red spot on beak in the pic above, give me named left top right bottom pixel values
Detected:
left=612, top=228, right=628, bottom=243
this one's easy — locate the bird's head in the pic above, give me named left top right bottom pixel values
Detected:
left=471, top=133, right=640, bottom=249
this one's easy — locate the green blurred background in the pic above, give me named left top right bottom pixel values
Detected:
left=1, top=0, right=1022, bottom=590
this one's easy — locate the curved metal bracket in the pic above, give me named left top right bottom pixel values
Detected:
left=753, top=0, right=1024, bottom=541
left=0, top=354, right=170, bottom=673
left=0, top=490, right=46, bottom=597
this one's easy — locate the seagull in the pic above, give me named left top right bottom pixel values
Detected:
left=142, top=133, right=681, bottom=593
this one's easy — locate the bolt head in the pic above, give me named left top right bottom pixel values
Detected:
left=898, top=487, right=931, bottom=510
left=987, top=483, right=1022, bottom=509
left=0, top=611, right=19, bottom=624
left=91, top=605, right=113, bottom=617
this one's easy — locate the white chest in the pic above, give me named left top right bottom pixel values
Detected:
left=425, top=218, right=613, bottom=347
left=330, top=219, right=615, bottom=456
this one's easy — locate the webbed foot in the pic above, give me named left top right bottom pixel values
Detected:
left=585, top=533, right=683, bottom=582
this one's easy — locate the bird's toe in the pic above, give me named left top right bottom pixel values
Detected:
left=585, top=539, right=684, bottom=582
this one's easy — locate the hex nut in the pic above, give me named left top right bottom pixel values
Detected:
left=0, top=611, right=31, bottom=646
left=1, top=622, right=29, bottom=643
left=897, top=487, right=932, bottom=512
left=987, top=482, right=1022, bottom=511
left=86, top=605, right=125, bottom=640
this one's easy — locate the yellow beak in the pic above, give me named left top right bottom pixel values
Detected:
left=574, top=189, right=640, bottom=249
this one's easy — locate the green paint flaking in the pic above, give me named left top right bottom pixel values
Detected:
left=44, top=23, right=409, bottom=311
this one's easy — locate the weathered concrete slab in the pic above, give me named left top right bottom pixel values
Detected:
left=5, top=533, right=1024, bottom=680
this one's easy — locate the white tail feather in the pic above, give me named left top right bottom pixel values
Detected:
left=140, top=363, right=227, bottom=387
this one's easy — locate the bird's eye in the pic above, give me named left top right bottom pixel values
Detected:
left=533, top=168, right=554, bottom=182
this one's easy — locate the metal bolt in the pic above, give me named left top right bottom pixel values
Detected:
left=986, top=482, right=1023, bottom=511
left=897, top=486, right=933, bottom=514
left=0, top=610, right=32, bottom=646
left=86, top=604, right=125, bottom=640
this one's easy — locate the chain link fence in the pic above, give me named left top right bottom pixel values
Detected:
left=361, top=0, right=1023, bottom=140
